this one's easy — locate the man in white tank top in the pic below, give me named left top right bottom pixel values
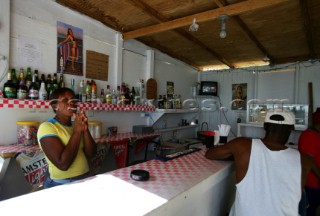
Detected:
left=205, top=111, right=320, bottom=216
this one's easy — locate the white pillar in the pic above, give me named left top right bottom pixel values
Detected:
left=0, top=0, right=10, bottom=87
left=114, top=33, right=123, bottom=87
left=146, top=49, right=154, bottom=80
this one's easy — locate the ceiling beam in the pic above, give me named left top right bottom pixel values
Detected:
left=128, top=0, right=234, bottom=68
left=215, top=0, right=274, bottom=64
left=123, top=0, right=289, bottom=40
left=299, top=0, right=315, bottom=59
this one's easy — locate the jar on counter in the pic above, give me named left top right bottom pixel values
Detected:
left=16, top=121, right=39, bottom=146
left=88, top=121, right=102, bottom=139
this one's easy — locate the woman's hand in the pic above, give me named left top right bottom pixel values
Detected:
left=72, top=111, right=86, bottom=133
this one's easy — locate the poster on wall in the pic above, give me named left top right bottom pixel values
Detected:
left=57, top=21, right=83, bottom=75
left=231, top=83, right=247, bottom=110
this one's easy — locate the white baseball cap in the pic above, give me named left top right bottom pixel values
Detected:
left=264, top=111, right=295, bottom=125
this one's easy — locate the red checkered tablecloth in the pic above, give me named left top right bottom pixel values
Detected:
left=0, top=99, right=156, bottom=111
left=0, top=144, right=39, bottom=158
left=109, top=148, right=232, bottom=199
left=0, top=99, right=50, bottom=109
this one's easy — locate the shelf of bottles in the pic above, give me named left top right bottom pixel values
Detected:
left=0, top=98, right=156, bottom=111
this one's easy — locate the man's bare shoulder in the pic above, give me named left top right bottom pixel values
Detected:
left=228, top=137, right=252, bottom=146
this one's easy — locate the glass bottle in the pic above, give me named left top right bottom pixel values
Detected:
left=78, top=80, right=86, bottom=102
left=130, top=86, right=136, bottom=105
left=34, top=69, right=39, bottom=84
left=52, top=73, right=59, bottom=90
left=158, top=95, right=163, bottom=109
left=116, top=85, right=121, bottom=103
left=11, top=68, right=18, bottom=87
left=58, top=73, right=65, bottom=89
left=46, top=74, right=52, bottom=92
left=100, top=88, right=105, bottom=103
left=85, top=80, right=91, bottom=102
left=28, top=73, right=39, bottom=100
left=25, top=67, right=32, bottom=89
left=3, top=70, right=17, bottom=98
left=39, top=74, right=46, bottom=89
left=17, top=68, right=25, bottom=85
left=38, top=81, right=48, bottom=101
left=163, top=95, right=167, bottom=109
left=47, top=77, right=56, bottom=98
left=105, top=85, right=111, bottom=105
left=111, top=89, right=117, bottom=105
left=91, top=80, right=97, bottom=103
left=17, top=72, right=28, bottom=99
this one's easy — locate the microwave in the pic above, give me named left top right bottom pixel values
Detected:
left=199, top=81, right=218, bottom=96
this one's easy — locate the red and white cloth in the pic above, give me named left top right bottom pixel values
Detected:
left=110, top=148, right=229, bottom=199
left=0, top=99, right=156, bottom=111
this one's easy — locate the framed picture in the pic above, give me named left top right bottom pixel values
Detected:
left=232, top=83, right=247, bottom=110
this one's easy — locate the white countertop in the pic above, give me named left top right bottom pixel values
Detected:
left=0, top=148, right=234, bottom=216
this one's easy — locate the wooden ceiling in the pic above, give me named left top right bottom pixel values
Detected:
left=56, top=0, right=320, bottom=71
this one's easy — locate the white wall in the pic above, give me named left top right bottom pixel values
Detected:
left=199, top=61, right=320, bottom=138
left=0, top=0, right=198, bottom=145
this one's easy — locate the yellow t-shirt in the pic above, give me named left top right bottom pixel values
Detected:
left=37, top=118, right=89, bottom=179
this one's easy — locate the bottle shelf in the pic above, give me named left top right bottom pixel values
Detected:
left=0, top=99, right=156, bottom=112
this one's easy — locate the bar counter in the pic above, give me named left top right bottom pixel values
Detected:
left=0, top=147, right=235, bottom=216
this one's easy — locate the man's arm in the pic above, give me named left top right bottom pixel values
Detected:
left=205, top=137, right=250, bottom=160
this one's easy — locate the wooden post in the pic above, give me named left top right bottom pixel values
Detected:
left=308, top=82, right=313, bottom=127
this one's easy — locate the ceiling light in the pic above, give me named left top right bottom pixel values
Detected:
left=189, top=18, right=199, bottom=32
left=219, top=15, right=229, bottom=39
left=263, top=55, right=270, bottom=62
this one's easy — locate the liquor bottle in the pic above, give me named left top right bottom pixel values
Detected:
left=78, top=80, right=86, bottom=102
left=163, top=95, right=167, bottom=109
left=91, top=80, right=97, bottom=103
left=39, top=74, right=46, bottom=89
left=11, top=68, right=18, bottom=87
left=85, top=80, right=91, bottom=102
left=105, top=85, right=111, bottom=105
left=34, top=69, right=39, bottom=84
left=47, top=77, right=56, bottom=98
left=116, top=85, right=121, bottom=103
left=28, top=73, right=39, bottom=100
left=38, top=81, right=48, bottom=101
left=158, top=95, right=163, bottom=109
left=58, top=74, right=65, bottom=88
left=17, top=72, right=28, bottom=99
left=52, top=73, right=59, bottom=90
left=124, top=84, right=130, bottom=105
left=100, top=88, right=105, bottom=103
left=3, top=70, right=17, bottom=98
left=17, top=68, right=25, bottom=84
left=46, top=74, right=52, bottom=91
left=130, top=86, right=136, bottom=105
left=25, top=67, right=32, bottom=89
left=111, top=89, right=117, bottom=105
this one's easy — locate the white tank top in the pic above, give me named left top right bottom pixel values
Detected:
left=229, top=139, right=301, bottom=216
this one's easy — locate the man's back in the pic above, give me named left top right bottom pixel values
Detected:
left=229, top=139, right=301, bottom=216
